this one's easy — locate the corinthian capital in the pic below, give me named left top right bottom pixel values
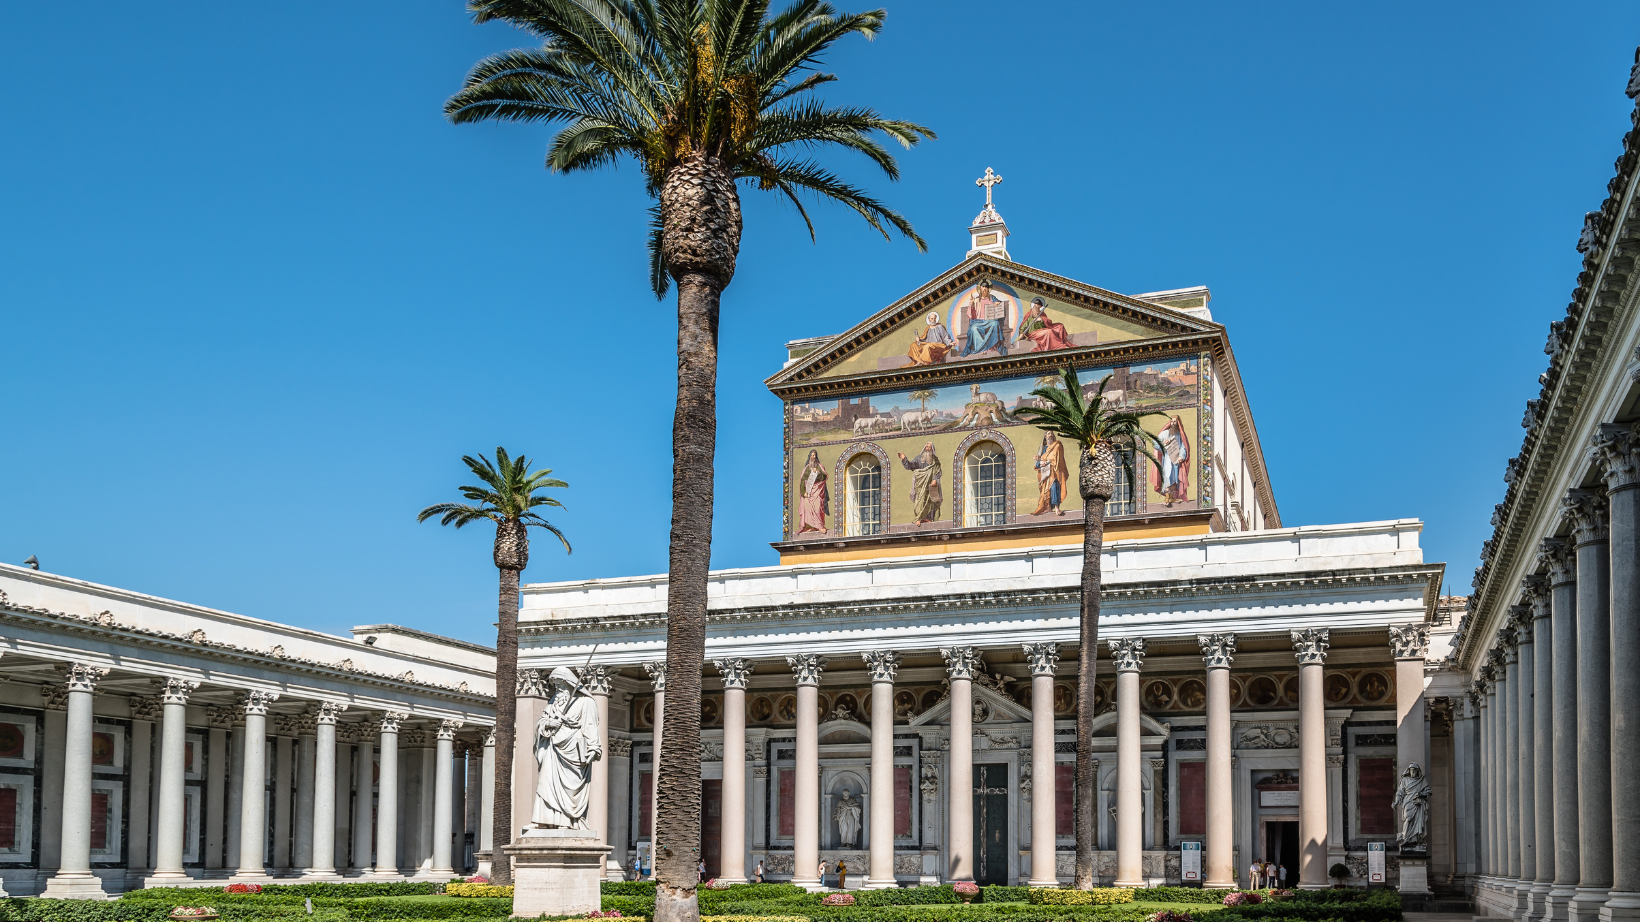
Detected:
left=715, top=657, right=754, bottom=689
left=1198, top=633, right=1236, bottom=669
left=160, top=677, right=198, bottom=705
left=1537, top=538, right=1575, bottom=586
left=517, top=669, right=547, bottom=697
left=643, top=662, right=668, bottom=693
left=940, top=646, right=981, bottom=680
left=860, top=651, right=902, bottom=684
left=378, top=711, right=408, bottom=734
left=1022, top=642, right=1059, bottom=676
left=1108, top=638, right=1146, bottom=672
left=1291, top=628, right=1330, bottom=665
left=241, top=690, right=279, bottom=716
left=580, top=665, right=614, bottom=696
left=1388, top=624, right=1429, bottom=660
left=437, top=719, right=463, bottom=741
left=63, top=663, right=106, bottom=693
left=1591, top=423, right=1640, bottom=491
left=786, top=653, right=826, bottom=686
left=315, top=702, right=348, bottom=725
left=1563, top=489, right=1610, bottom=544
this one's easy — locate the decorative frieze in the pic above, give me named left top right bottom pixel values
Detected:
left=786, top=654, right=826, bottom=686
left=1198, top=632, right=1236, bottom=669
left=1291, top=628, right=1330, bottom=664
left=940, top=646, right=981, bottom=680
left=1108, top=638, right=1146, bottom=672
left=715, top=657, right=753, bottom=689
left=1388, top=624, right=1429, bottom=660
left=208, top=706, right=240, bottom=729
left=861, top=651, right=902, bottom=683
left=1238, top=723, right=1298, bottom=749
left=919, top=762, right=939, bottom=802
left=643, top=662, right=667, bottom=693
left=1022, top=642, right=1059, bottom=676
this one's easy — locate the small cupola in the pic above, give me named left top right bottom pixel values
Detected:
left=967, top=167, right=1011, bottom=260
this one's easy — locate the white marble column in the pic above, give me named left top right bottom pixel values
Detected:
left=860, top=651, right=902, bottom=888
left=149, top=678, right=199, bottom=882
left=1514, top=605, right=1541, bottom=917
left=306, top=703, right=345, bottom=878
left=581, top=666, right=614, bottom=854
left=225, top=716, right=246, bottom=871
left=294, top=718, right=317, bottom=873
left=787, top=654, right=825, bottom=889
left=1023, top=643, right=1059, bottom=887
left=1504, top=623, right=1525, bottom=906
left=1485, top=661, right=1503, bottom=885
left=478, top=730, right=495, bottom=877
left=374, top=712, right=406, bottom=878
left=205, top=710, right=231, bottom=872
left=353, top=734, right=376, bottom=874
left=606, top=738, right=631, bottom=880
left=716, top=658, right=752, bottom=885
left=942, top=646, right=980, bottom=883
left=1592, top=425, right=1640, bottom=922
left=1564, top=491, right=1612, bottom=922
left=1543, top=539, right=1580, bottom=921
left=432, top=720, right=461, bottom=876
left=1529, top=576, right=1556, bottom=918
left=1292, top=628, right=1330, bottom=889
left=274, top=728, right=295, bottom=872
left=643, top=662, right=666, bottom=848
left=42, top=665, right=108, bottom=899
left=127, top=696, right=156, bottom=884
left=1109, top=638, right=1146, bottom=887
left=1198, top=633, right=1236, bottom=889
left=233, top=691, right=279, bottom=880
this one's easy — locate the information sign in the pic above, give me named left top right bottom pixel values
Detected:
left=1367, top=841, right=1385, bottom=884
left=1181, top=841, right=1202, bottom=882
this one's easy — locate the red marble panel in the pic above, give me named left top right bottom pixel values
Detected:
left=894, top=766, right=911, bottom=836
left=90, top=791, right=108, bottom=851
left=1357, top=757, right=1395, bottom=835
left=0, top=788, right=14, bottom=849
left=639, top=771, right=653, bottom=838
left=778, top=769, right=795, bottom=837
left=1177, top=761, right=1206, bottom=835
left=1055, top=764, right=1074, bottom=835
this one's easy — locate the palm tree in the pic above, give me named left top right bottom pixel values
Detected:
left=418, top=447, right=570, bottom=887
left=445, top=4, right=929, bottom=918
left=1013, top=367, right=1159, bottom=889
left=909, top=388, right=937, bottom=411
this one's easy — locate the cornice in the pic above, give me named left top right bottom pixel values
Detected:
left=0, top=591, right=493, bottom=708
left=1463, top=98, right=1640, bottom=670
left=520, top=564, right=1443, bottom=637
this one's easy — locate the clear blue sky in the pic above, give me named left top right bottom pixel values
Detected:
left=2, top=4, right=1635, bottom=644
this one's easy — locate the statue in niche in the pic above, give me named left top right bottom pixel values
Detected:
left=532, top=667, right=603, bottom=828
left=834, top=789, right=863, bottom=847
left=1392, top=762, right=1431, bottom=852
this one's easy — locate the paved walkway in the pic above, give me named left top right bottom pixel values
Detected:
left=1404, top=913, right=1479, bottom=922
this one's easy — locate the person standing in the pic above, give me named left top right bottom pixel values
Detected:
left=1277, top=864, right=1287, bottom=888
left=836, top=859, right=848, bottom=890
left=818, top=860, right=828, bottom=888
left=754, top=860, right=764, bottom=884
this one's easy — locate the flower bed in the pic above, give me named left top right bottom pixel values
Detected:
left=445, top=884, right=514, bottom=899
left=820, top=895, right=855, bottom=907
left=1222, top=893, right=1263, bottom=907
left=1028, top=887, right=1137, bottom=905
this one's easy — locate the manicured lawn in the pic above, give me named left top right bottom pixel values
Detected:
left=351, top=895, right=465, bottom=904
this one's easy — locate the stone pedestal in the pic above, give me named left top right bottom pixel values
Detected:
left=1399, top=856, right=1431, bottom=902
left=474, top=850, right=493, bottom=880
left=505, top=828, right=611, bottom=918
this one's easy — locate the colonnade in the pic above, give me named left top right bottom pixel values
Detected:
left=612, top=624, right=1399, bottom=889
left=28, top=667, right=494, bottom=899
left=1474, top=423, right=1640, bottom=922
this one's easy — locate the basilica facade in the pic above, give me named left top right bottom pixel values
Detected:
left=515, top=194, right=1456, bottom=895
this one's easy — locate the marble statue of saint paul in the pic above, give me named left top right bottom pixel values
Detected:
left=533, top=666, right=603, bottom=829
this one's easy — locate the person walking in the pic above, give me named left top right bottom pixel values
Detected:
left=818, top=860, right=828, bottom=888
left=698, top=859, right=706, bottom=884
left=755, top=860, right=764, bottom=884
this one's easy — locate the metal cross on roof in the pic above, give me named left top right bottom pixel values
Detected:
left=976, top=167, right=1003, bottom=207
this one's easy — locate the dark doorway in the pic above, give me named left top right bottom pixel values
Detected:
left=972, top=764, right=1009, bottom=886
left=700, top=779, right=722, bottom=881
left=1263, top=820, right=1298, bottom=887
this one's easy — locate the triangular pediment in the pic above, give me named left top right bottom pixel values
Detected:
left=767, top=255, right=1220, bottom=391
left=907, top=683, right=1033, bottom=726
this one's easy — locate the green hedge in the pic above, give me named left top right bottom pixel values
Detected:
left=980, top=886, right=1029, bottom=904
left=1135, top=889, right=1234, bottom=905
left=601, top=882, right=658, bottom=897
left=852, top=887, right=956, bottom=907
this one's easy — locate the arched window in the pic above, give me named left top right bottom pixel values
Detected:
left=964, top=442, right=1008, bottom=527
left=1105, top=448, right=1137, bottom=517
left=845, top=455, right=883, bottom=537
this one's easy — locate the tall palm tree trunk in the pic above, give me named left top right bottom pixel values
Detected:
left=492, top=565, right=520, bottom=886
left=1074, top=443, right=1116, bottom=889
left=653, top=153, right=739, bottom=922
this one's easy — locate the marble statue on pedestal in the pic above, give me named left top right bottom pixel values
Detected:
left=1392, top=762, right=1430, bottom=852
left=533, top=666, right=603, bottom=829
left=834, top=790, right=862, bottom=847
